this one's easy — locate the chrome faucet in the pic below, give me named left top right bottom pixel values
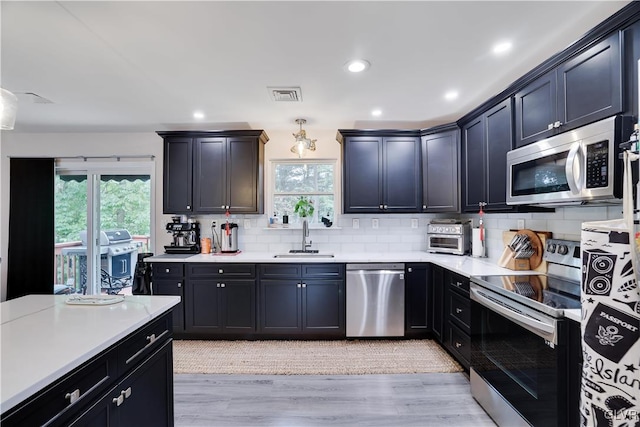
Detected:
left=301, top=219, right=312, bottom=251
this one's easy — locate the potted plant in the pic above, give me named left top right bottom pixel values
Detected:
left=294, top=197, right=314, bottom=219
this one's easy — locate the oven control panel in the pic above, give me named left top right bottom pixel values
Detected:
left=543, top=239, right=581, bottom=268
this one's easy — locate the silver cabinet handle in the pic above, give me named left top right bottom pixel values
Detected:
left=221, top=283, right=226, bottom=288
left=383, top=205, right=388, bottom=209
left=216, top=283, right=220, bottom=288
left=455, top=342, right=462, bottom=348
left=422, top=205, right=427, bottom=209
left=165, top=268, right=170, bottom=273
left=407, top=267, right=413, bottom=273
left=553, top=121, right=562, bottom=128
left=302, top=283, right=306, bottom=288
left=146, top=333, right=156, bottom=344
left=379, top=204, right=383, bottom=209
left=113, top=395, right=124, bottom=406
left=122, top=387, right=132, bottom=399
left=65, top=389, right=81, bottom=404
left=297, top=283, right=301, bottom=288
left=221, top=205, right=226, bottom=209
left=186, top=205, right=191, bottom=210
left=454, top=281, right=462, bottom=287
left=456, top=308, right=463, bottom=314
left=177, top=282, right=182, bottom=288
left=218, top=269, right=224, bottom=274
left=547, top=123, right=554, bottom=130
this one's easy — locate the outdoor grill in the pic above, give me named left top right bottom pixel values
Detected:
left=62, top=229, right=140, bottom=294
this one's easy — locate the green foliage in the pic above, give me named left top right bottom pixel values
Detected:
left=55, top=176, right=151, bottom=243
left=293, top=197, right=314, bottom=218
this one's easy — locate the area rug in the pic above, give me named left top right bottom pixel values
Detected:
left=172, top=339, right=462, bottom=375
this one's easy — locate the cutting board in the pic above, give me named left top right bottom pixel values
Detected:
left=501, top=230, right=552, bottom=273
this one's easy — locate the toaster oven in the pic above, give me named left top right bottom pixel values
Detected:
left=426, top=220, right=471, bottom=255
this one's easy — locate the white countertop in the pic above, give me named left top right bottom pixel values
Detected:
left=564, top=309, right=582, bottom=323
left=147, top=251, right=534, bottom=279
left=0, top=295, right=180, bottom=413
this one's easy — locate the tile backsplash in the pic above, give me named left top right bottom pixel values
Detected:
left=178, top=205, right=624, bottom=264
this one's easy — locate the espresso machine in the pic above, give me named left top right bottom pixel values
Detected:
left=164, top=216, right=201, bottom=254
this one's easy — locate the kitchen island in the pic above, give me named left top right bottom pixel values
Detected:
left=1, top=294, right=180, bottom=426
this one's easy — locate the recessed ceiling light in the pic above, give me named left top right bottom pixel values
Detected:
left=345, top=59, right=370, bottom=73
left=371, top=109, right=382, bottom=117
left=444, top=91, right=459, bottom=101
left=493, top=41, right=512, bottom=55
left=193, top=111, right=205, bottom=119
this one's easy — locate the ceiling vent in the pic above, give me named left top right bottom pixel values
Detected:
left=16, top=92, right=54, bottom=104
left=267, top=86, right=302, bottom=102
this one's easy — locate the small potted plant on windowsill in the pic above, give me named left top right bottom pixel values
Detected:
left=294, top=197, right=314, bottom=220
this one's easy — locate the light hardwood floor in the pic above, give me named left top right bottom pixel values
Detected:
left=174, top=373, right=496, bottom=426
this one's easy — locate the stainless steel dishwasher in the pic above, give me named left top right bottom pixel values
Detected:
left=346, top=263, right=405, bottom=337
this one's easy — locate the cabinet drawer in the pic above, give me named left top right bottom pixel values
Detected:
left=302, top=264, right=344, bottom=278
left=188, top=263, right=256, bottom=278
left=1, top=349, right=118, bottom=427
left=448, top=290, right=470, bottom=333
left=447, top=322, right=470, bottom=369
left=118, top=313, right=172, bottom=374
left=152, top=263, right=184, bottom=278
left=447, top=272, right=469, bottom=296
left=259, top=264, right=302, bottom=279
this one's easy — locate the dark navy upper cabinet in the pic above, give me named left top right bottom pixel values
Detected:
left=461, top=99, right=514, bottom=213
left=515, top=32, right=622, bottom=147
left=158, top=130, right=268, bottom=215
left=337, top=130, right=421, bottom=213
left=420, top=126, right=459, bottom=213
left=162, top=137, right=193, bottom=214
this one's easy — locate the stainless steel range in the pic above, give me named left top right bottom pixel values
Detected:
left=470, top=238, right=581, bottom=427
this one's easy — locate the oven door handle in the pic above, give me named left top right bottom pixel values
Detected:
left=470, top=286, right=557, bottom=343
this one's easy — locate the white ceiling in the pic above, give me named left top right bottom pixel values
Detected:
left=1, top=1, right=631, bottom=134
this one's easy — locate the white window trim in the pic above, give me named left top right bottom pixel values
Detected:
left=268, top=158, right=339, bottom=225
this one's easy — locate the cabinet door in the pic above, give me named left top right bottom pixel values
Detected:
left=484, top=99, right=514, bottom=211
left=193, top=137, right=226, bottom=213
left=152, top=279, right=184, bottom=332
left=259, top=279, right=301, bottom=332
left=228, top=137, right=261, bottom=213
left=185, top=279, right=222, bottom=334
left=343, top=137, right=383, bottom=213
left=70, top=340, right=173, bottom=427
left=113, top=340, right=173, bottom=426
left=163, top=137, right=193, bottom=214
left=382, top=137, right=421, bottom=212
left=301, top=279, right=344, bottom=333
left=567, top=319, right=582, bottom=427
left=421, top=130, right=459, bottom=212
left=405, top=264, right=430, bottom=336
left=430, top=266, right=444, bottom=342
left=222, top=280, right=256, bottom=332
left=462, top=116, right=486, bottom=212
left=514, top=71, right=557, bottom=147
left=558, top=32, right=622, bottom=130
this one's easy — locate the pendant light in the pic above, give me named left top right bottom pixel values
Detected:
left=290, top=118, right=316, bottom=158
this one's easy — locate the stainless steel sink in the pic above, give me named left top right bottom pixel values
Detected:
left=273, top=253, right=335, bottom=258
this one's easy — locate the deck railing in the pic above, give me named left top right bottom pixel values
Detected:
left=54, top=235, right=151, bottom=289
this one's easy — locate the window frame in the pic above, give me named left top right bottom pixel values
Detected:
left=269, top=158, right=339, bottom=226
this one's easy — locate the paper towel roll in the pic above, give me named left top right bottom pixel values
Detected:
left=472, top=228, right=485, bottom=257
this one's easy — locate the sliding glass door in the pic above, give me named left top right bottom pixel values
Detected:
left=55, top=161, right=153, bottom=295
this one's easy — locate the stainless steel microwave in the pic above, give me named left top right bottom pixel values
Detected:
left=506, top=115, right=632, bottom=206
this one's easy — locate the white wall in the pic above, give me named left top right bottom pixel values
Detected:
left=0, top=129, right=620, bottom=301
